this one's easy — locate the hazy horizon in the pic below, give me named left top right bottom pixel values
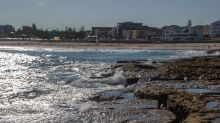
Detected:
left=0, top=0, right=220, bottom=30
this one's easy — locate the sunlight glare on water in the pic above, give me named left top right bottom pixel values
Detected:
left=0, top=47, right=206, bottom=122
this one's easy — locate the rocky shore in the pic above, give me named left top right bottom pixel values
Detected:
left=86, top=54, right=220, bottom=123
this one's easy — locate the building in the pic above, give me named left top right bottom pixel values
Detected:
left=113, top=22, right=160, bottom=41
left=202, top=25, right=211, bottom=38
left=162, top=25, right=182, bottom=41
left=162, top=20, right=203, bottom=41
left=0, top=25, right=15, bottom=37
left=210, top=20, right=220, bottom=38
left=22, top=26, right=33, bottom=35
left=114, top=22, right=142, bottom=40
left=92, top=27, right=113, bottom=40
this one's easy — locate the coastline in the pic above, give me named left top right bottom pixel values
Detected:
left=114, top=55, right=220, bottom=122
left=0, top=40, right=220, bottom=50
left=0, top=44, right=220, bottom=122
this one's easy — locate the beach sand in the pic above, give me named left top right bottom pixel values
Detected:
left=0, top=40, right=220, bottom=50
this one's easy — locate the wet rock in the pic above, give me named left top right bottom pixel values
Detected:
left=134, top=83, right=175, bottom=108
left=89, top=89, right=134, bottom=102
left=117, top=60, right=142, bottom=64
left=101, top=72, right=114, bottom=78
left=9, top=88, right=52, bottom=100
left=80, top=99, right=175, bottom=123
left=152, top=60, right=157, bottom=64
left=125, top=78, right=140, bottom=87
left=80, top=108, right=175, bottom=123
left=133, top=64, right=157, bottom=70
left=134, top=84, right=206, bottom=122
left=110, top=56, right=220, bottom=123
left=99, top=99, right=158, bottom=110
left=207, top=49, right=220, bottom=54
left=150, top=56, right=220, bottom=81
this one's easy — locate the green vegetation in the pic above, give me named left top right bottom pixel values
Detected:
left=14, top=23, right=87, bottom=40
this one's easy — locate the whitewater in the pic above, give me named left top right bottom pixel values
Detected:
left=0, top=46, right=206, bottom=122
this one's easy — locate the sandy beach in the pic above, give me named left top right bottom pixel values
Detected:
left=0, top=40, right=220, bottom=50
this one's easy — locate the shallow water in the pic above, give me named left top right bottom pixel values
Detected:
left=0, top=46, right=206, bottom=122
left=206, top=101, right=220, bottom=110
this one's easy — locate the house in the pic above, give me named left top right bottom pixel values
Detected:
left=0, top=25, right=15, bottom=38
left=162, top=25, right=182, bottom=41
left=162, top=20, right=203, bottom=41
left=210, top=20, right=220, bottom=38
left=202, top=25, right=210, bottom=37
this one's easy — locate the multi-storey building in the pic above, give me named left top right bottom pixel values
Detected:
left=92, top=27, right=113, bottom=40
left=210, top=20, right=220, bottom=38
left=0, top=25, right=15, bottom=37
left=162, top=20, right=203, bottom=41
left=113, top=22, right=160, bottom=41
left=114, top=22, right=142, bottom=40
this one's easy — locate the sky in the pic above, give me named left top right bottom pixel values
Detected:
left=0, top=0, right=220, bottom=30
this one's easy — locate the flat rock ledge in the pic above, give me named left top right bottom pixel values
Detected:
left=87, top=89, right=176, bottom=123
left=134, top=80, right=220, bottom=123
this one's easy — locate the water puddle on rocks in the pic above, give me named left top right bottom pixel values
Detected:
left=185, top=88, right=213, bottom=94
left=213, top=117, right=220, bottom=123
left=184, top=88, right=220, bottom=95
left=159, top=82, right=185, bottom=89
left=206, top=101, right=220, bottom=110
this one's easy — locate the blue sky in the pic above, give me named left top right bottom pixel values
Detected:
left=0, top=0, right=220, bottom=30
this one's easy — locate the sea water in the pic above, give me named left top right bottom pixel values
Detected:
left=0, top=46, right=206, bottom=122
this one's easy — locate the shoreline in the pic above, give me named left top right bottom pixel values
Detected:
left=0, top=40, right=220, bottom=50
left=1, top=43, right=220, bottom=122
left=115, top=55, right=220, bottom=122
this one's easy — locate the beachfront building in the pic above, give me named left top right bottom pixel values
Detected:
left=162, top=20, right=203, bottom=41
left=114, top=22, right=146, bottom=40
left=162, top=25, right=182, bottom=41
left=113, top=22, right=143, bottom=40
left=202, top=25, right=211, bottom=39
left=210, top=20, right=220, bottom=39
left=0, top=25, right=15, bottom=38
left=22, top=26, right=34, bottom=35
left=92, top=27, right=113, bottom=40
left=113, top=22, right=160, bottom=41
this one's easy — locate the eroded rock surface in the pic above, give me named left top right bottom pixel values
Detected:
left=131, top=56, right=220, bottom=123
left=86, top=56, right=220, bottom=123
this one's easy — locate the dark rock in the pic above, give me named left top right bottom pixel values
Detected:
left=152, top=60, right=157, bottom=64
left=207, top=49, right=220, bottom=54
left=150, top=56, right=220, bottom=81
left=110, top=56, right=220, bottom=122
left=133, top=64, right=157, bottom=70
left=89, top=89, right=133, bottom=102
left=125, top=78, right=140, bottom=87
left=117, top=60, right=141, bottom=64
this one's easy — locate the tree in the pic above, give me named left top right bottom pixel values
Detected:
left=73, top=27, right=76, bottom=39
left=32, top=23, right=37, bottom=36
left=78, top=26, right=86, bottom=39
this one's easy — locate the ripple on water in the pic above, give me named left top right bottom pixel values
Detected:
left=0, top=48, right=206, bottom=122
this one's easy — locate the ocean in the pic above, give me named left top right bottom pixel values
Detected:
left=0, top=46, right=206, bottom=122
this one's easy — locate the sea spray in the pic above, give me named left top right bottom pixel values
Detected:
left=0, top=46, right=207, bottom=122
